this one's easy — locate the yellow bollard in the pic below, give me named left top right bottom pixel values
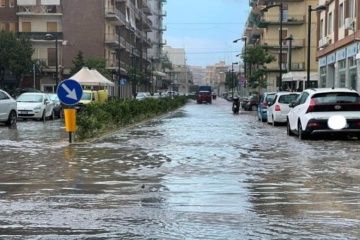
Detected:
left=64, top=109, right=76, bottom=132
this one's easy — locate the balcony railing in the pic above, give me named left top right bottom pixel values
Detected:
left=105, top=7, right=126, bottom=25
left=17, top=5, right=62, bottom=15
left=17, top=32, right=63, bottom=41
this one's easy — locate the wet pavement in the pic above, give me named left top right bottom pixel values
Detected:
left=1, top=98, right=360, bottom=239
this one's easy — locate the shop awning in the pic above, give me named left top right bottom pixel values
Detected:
left=282, top=71, right=318, bottom=82
left=152, top=71, right=167, bottom=77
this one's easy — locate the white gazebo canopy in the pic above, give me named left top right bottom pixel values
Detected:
left=70, top=67, right=114, bottom=87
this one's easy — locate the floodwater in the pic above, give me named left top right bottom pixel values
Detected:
left=1, top=98, right=360, bottom=239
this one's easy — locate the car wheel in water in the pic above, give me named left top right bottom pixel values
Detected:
left=287, top=120, right=294, bottom=136
left=5, top=110, right=17, bottom=126
left=298, top=121, right=308, bottom=140
left=272, top=116, right=278, bottom=126
left=41, top=110, right=46, bottom=122
left=50, top=110, right=55, bottom=120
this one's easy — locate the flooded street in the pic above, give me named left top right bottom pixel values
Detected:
left=1, top=98, right=360, bottom=239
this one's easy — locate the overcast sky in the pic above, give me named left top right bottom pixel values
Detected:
left=163, top=0, right=250, bottom=67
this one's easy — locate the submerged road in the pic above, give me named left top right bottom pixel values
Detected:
left=0, top=98, right=360, bottom=239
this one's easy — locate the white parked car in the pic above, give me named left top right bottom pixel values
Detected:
left=0, top=89, right=17, bottom=126
left=267, top=92, right=300, bottom=126
left=135, top=92, right=151, bottom=101
left=17, top=92, right=55, bottom=121
left=287, top=88, right=360, bottom=140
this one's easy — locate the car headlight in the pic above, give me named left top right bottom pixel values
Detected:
left=33, top=106, right=42, bottom=110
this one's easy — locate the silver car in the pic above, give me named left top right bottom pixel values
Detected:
left=0, top=89, right=17, bottom=126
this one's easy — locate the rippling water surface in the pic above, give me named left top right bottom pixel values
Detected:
left=1, top=100, right=360, bottom=239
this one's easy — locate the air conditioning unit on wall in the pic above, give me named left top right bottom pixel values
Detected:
left=345, top=18, right=355, bottom=30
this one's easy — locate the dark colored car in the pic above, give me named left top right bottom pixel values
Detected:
left=48, top=93, right=63, bottom=118
left=241, top=95, right=259, bottom=111
left=196, top=91, right=212, bottom=104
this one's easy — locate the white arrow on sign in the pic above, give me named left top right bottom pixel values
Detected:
left=61, top=83, right=78, bottom=100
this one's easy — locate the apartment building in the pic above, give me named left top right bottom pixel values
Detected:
left=245, top=0, right=320, bottom=92
left=316, top=0, right=360, bottom=91
left=0, top=0, right=167, bottom=97
left=204, top=61, right=229, bottom=94
left=163, top=46, right=192, bottom=93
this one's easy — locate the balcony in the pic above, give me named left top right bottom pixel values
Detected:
left=142, top=0, right=152, bottom=15
left=260, top=38, right=305, bottom=49
left=105, top=34, right=119, bottom=47
left=318, top=36, right=332, bottom=48
left=17, top=32, right=63, bottom=41
left=105, top=7, right=126, bottom=26
left=17, top=5, right=62, bottom=16
left=256, top=14, right=305, bottom=28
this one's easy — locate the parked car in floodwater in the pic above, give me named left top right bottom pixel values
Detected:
left=17, top=92, right=55, bottom=121
left=0, top=89, right=17, bottom=126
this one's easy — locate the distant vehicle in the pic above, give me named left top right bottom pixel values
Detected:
left=48, top=93, right=63, bottom=118
left=17, top=92, right=55, bottom=121
left=152, top=93, right=161, bottom=99
left=267, top=92, right=300, bottom=126
left=75, top=90, right=108, bottom=111
left=196, top=86, right=212, bottom=104
left=0, top=89, right=17, bottom=126
left=241, top=95, right=258, bottom=111
left=257, top=92, right=276, bottom=122
left=287, top=88, right=360, bottom=140
left=135, top=92, right=151, bottom=101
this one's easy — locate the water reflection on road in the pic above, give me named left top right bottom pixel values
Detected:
left=0, top=99, right=360, bottom=239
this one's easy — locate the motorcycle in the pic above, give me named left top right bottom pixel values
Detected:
left=232, top=97, right=240, bottom=114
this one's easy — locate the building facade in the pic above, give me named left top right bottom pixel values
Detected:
left=0, top=0, right=167, bottom=98
left=316, top=0, right=360, bottom=91
left=245, top=0, right=320, bottom=92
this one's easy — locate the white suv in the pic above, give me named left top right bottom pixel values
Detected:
left=287, top=88, right=360, bottom=140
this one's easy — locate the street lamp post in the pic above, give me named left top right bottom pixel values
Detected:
left=261, top=3, right=283, bottom=91
left=45, top=33, right=58, bottom=92
left=231, top=62, right=239, bottom=99
left=233, top=36, right=247, bottom=79
left=307, top=5, right=327, bottom=89
left=285, top=34, right=294, bottom=72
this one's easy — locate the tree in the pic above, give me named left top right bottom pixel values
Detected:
left=241, top=45, right=276, bottom=89
left=9, top=34, right=34, bottom=87
left=0, top=32, right=34, bottom=88
left=70, top=51, right=85, bottom=75
left=85, top=56, right=112, bottom=80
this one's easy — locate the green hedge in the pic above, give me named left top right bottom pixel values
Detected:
left=75, top=96, right=189, bottom=140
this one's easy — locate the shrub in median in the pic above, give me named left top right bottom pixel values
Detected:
left=75, top=96, right=189, bottom=140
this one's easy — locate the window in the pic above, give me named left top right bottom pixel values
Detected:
left=327, top=12, right=333, bottom=35
left=47, top=22, right=57, bottom=32
left=9, top=22, right=15, bottom=32
left=0, top=22, right=5, bottom=31
left=0, top=0, right=5, bottom=8
left=0, top=92, right=7, bottom=100
left=9, top=0, right=14, bottom=7
left=349, top=0, right=355, bottom=19
left=320, top=19, right=324, bottom=39
left=22, top=22, right=31, bottom=32
left=339, top=3, right=344, bottom=27
left=47, top=48, right=56, bottom=66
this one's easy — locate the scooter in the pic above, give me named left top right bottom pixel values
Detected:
left=232, top=97, right=240, bottom=114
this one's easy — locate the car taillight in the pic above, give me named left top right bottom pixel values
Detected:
left=262, top=102, right=267, bottom=109
left=356, top=122, right=360, bottom=126
left=275, top=105, right=281, bottom=111
left=307, top=122, right=319, bottom=127
left=306, top=99, right=316, bottom=113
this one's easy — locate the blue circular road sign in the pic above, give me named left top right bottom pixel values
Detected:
left=57, top=79, right=83, bottom=105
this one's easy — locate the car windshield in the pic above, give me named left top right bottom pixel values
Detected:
left=265, top=94, right=276, bottom=102
left=49, top=94, right=58, bottom=101
left=17, top=94, right=43, bottom=102
left=81, top=93, right=92, bottom=100
left=278, top=94, right=299, bottom=104
left=312, top=92, right=360, bottom=103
